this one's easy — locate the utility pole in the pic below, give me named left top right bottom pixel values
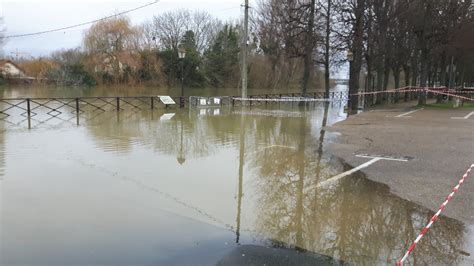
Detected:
left=241, top=0, right=249, bottom=99
left=10, top=49, right=30, bottom=61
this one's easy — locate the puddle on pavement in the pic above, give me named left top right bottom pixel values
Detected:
left=0, top=101, right=472, bottom=265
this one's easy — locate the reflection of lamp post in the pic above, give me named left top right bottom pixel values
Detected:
left=177, top=120, right=186, bottom=165
left=178, top=47, right=186, bottom=108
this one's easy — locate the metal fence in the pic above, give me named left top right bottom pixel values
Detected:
left=0, top=92, right=349, bottom=129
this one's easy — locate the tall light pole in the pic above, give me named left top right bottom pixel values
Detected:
left=178, top=47, right=186, bottom=108
left=347, top=49, right=356, bottom=113
left=241, top=0, right=249, bottom=99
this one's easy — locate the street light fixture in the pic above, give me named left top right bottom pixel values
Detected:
left=347, top=50, right=354, bottom=62
left=178, top=47, right=186, bottom=107
left=178, top=47, right=186, bottom=59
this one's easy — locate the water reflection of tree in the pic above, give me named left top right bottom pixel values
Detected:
left=0, top=119, right=4, bottom=178
left=247, top=105, right=466, bottom=264
left=84, top=109, right=243, bottom=160
left=82, top=105, right=467, bottom=264
left=0, top=88, right=5, bottom=177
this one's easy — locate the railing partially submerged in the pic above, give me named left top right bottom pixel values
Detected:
left=0, top=92, right=350, bottom=129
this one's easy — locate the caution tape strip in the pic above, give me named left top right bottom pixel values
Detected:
left=232, top=97, right=333, bottom=102
left=425, top=89, right=474, bottom=101
left=398, top=163, right=474, bottom=265
left=350, top=89, right=423, bottom=96
left=350, top=88, right=474, bottom=99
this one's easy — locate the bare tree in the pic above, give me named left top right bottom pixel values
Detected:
left=151, top=10, right=221, bottom=53
left=0, top=16, right=5, bottom=58
left=339, top=0, right=366, bottom=112
left=316, top=0, right=347, bottom=96
left=254, top=0, right=308, bottom=91
left=83, top=15, right=139, bottom=82
left=301, top=0, right=316, bottom=97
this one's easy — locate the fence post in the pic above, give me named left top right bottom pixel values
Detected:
left=26, top=98, right=31, bottom=129
left=151, top=97, right=154, bottom=110
left=75, top=98, right=80, bottom=114
left=116, top=97, right=120, bottom=111
left=75, top=98, right=80, bottom=126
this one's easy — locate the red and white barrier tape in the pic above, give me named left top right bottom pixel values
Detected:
left=392, top=86, right=474, bottom=93
left=350, top=89, right=422, bottom=96
left=350, top=88, right=474, bottom=99
left=232, top=97, right=332, bottom=102
left=426, top=89, right=474, bottom=101
left=398, top=163, right=474, bottom=265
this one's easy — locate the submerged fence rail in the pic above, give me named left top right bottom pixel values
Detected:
left=0, top=91, right=350, bottom=129
left=1, top=88, right=471, bottom=130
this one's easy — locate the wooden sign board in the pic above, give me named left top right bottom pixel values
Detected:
left=158, top=96, right=176, bottom=105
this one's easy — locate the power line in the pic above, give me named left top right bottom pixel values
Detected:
left=213, top=6, right=241, bottom=13
left=1, top=0, right=159, bottom=39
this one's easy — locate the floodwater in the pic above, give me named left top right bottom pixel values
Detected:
left=0, top=86, right=473, bottom=265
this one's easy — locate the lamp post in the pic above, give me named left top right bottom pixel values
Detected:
left=178, top=47, right=186, bottom=107
left=347, top=49, right=356, bottom=113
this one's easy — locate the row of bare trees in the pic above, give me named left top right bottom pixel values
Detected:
left=3, top=1, right=473, bottom=101
left=255, top=0, right=473, bottom=110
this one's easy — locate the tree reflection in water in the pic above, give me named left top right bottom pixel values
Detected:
left=245, top=104, right=466, bottom=264
left=80, top=103, right=467, bottom=264
left=0, top=119, right=4, bottom=178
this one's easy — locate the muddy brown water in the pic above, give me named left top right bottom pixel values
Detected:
left=0, top=86, right=473, bottom=265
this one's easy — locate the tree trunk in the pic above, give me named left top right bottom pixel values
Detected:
left=302, top=0, right=316, bottom=97
left=418, top=48, right=428, bottom=105
left=394, top=68, right=400, bottom=103
left=403, top=65, right=410, bottom=101
left=375, top=58, right=384, bottom=104
left=437, top=52, right=447, bottom=103
left=324, top=0, right=331, bottom=97
left=348, top=0, right=365, bottom=113
left=383, top=62, right=390, bottom=102
left=459, top=63, right=465, bottom=89
left=410, top=52, right=418, bottom=101
left=365, top=7, right=374, bottom=106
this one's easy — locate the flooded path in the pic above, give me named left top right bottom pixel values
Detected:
left=1, top=93, right=473, bottom=265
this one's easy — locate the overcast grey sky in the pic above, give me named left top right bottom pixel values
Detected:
left=1, top=0, right=248, bottom=57
left=1, top=0, right=348, bottom=78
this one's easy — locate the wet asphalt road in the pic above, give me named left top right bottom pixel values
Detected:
left=327, top=105, right=474, bottom=223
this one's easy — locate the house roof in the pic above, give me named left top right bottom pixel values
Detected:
left=0, top=59, right=28, bottom=75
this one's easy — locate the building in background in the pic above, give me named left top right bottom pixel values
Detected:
left=0, top=59, right=28, bottom=78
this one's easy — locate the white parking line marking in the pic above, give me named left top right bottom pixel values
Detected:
left=316, top=155, right=409, bottom=188
left=355, top=154, right=411, bottom=162
left=395, top=108, right=423, bottom=118
left=451, top=111, right=474, bottom=120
